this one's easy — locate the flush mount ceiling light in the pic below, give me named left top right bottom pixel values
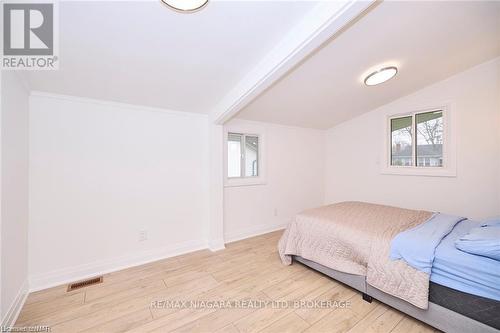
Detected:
left=364, top=66, right=398, bottom=86
left=161, top=0, right=208, bottom=12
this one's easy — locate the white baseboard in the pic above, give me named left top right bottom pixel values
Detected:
left=207, top=238, right=226, bottom=252
left=1, top=279, right=29, bottom=327
left=224, top=222, right=287, bottom=243
left=29, top=239, right=207, bottom=292
left=29, top=225, right=288, bottom=293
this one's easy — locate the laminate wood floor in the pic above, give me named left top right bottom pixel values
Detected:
left=15, top=231, right=438, bottom=333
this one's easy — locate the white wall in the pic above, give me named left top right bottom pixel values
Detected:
left=224, top=119, right=325, bottom=241
left=325, top=58, right=500, bottom=219
left=1, top=72, right=30, bottom=324
left=12, top=57, right=500, bottom=299
left=28, top=94, right=210, bottom=290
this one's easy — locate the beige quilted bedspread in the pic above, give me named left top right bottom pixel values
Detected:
left=278, top=201, right=433, bottom=309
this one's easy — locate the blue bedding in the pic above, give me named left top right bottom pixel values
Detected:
left=390, top=214, right=464, bottom=274
left=455, top=224, right=500, bottom=260
left=431, top=219, right=500, bottom=301
left=391, top=215, right=500, bottom=301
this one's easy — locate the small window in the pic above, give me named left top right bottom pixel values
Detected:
left=227, top=132, right=259, bottom=178
left=390, top=110, right=444, bottom=168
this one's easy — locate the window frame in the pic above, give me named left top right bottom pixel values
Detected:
left=227, top=132, right=260, bottom=179
left=382, top=104, right=456, bottom=177
left=224, top=123, right=267, bottom=187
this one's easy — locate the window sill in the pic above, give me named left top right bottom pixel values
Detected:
left=224, top=177, right=267, bottom=187
left=380, top=166, right=456, bottom=177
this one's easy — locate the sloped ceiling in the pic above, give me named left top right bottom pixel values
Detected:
left=237, top=1, right=500, bottom=129
left=26, top=1, right=316, bottom=113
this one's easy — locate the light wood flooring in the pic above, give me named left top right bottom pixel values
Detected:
left=15, top=231, right=438, bottom=333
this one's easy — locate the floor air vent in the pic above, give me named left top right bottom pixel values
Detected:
left=67, top=276, right=103, bottom=291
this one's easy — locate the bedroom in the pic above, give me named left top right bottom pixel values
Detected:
left=1, top=0, right=499, bottom=332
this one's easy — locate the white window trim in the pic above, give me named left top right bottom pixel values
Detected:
left=381, top=103, right=457, bottom=177
left=224, top=124, right=267, bottom=187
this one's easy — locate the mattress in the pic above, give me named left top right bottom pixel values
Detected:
left=429, top=282, right=500, bottom=330
left=279, top=201, right=434, bottom=308
left=431, top=219, right=500, bottom=301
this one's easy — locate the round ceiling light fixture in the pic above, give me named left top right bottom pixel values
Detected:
left=364, top=66, right=398, bottom=86
left=161, top=0, right=208, bottom=12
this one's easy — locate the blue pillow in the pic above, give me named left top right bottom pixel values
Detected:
left=455, top=225, right=500, bottom=261
left=482, top=216, right=500, bottom=227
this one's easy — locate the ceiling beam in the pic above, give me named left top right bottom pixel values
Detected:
left=210, top=0, right=376, bottom=124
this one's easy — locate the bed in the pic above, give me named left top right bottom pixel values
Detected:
left=278, top=201, right=500, bottom=333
